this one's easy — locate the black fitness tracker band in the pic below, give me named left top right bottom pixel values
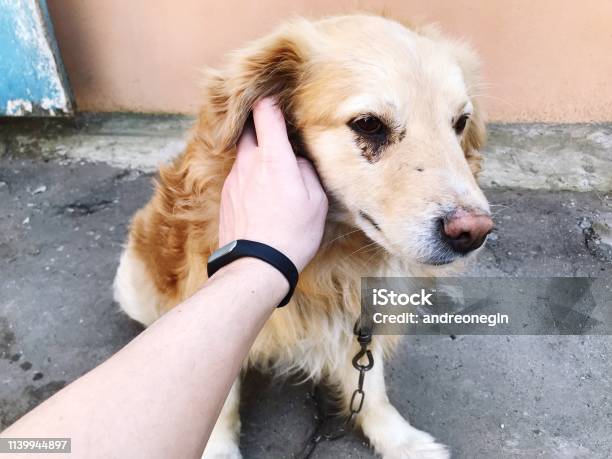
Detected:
left=207, top=239, right=299, bottom=307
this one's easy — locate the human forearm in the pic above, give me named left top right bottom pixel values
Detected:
left=2, top=259, right=287, bottom=459
left=2, top=98, right=327, bottom=459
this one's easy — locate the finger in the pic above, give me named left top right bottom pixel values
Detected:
left=236, top=118, right=257, bottom=154
left=252, top=97, right=294, bottom=161
left=234, top=118, right=257, bottom=169
left=297, top=158, right=325, bottom=199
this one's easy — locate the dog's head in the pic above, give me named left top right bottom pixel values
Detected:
left=201, top=14, right=492, bottom=267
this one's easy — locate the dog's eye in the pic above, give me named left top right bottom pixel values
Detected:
left=350, top=116, right=385, bottom=136
left=453, top=114, right=470, bottom=135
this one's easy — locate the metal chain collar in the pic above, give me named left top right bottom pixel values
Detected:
left=349, top=319, right=374, bottom=416
left=297, top=319, right=374, bottom=459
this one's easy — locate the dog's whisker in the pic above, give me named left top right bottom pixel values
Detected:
left=350, top=240, right=382, bottom=256
left=364, top=247, right=384, bottom=265
left=323, top=227, right=367, bottom=247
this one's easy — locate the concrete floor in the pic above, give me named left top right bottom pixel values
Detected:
left=1, top=153, right=611, bottom=458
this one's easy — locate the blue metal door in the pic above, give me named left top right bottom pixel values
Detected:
left=0, top=0, right=73, bottom=116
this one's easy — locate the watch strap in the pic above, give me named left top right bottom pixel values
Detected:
left=207, top=239, right=299, bottom=307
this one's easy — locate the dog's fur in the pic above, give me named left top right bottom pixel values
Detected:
left=114, top=14, right=490, bottom=459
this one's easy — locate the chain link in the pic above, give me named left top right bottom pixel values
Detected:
left=348, top=320, right=374, bottom=417
left=296, top=319, right=374, bottom=459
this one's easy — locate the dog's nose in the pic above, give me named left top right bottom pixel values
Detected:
left=441, top=209, right=493, bottom=254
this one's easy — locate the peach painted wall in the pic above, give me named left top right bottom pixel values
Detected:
left=47, top=0, right=612, bottom=122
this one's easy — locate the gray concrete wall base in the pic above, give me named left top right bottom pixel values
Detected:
left=1, top=116, right=611, bottom=191
left=481, top=124, right=612, bottom=192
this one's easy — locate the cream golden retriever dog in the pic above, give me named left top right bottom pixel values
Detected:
left=114, top=14, right=492, bottom=459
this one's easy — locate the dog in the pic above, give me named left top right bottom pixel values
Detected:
left=113, top=14, right=492, bottom=459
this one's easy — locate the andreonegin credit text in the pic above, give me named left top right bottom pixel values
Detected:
left=371, top=288, right=509, bottom=328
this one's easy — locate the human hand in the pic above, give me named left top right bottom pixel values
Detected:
left=218, top=98, right=328, bottom=272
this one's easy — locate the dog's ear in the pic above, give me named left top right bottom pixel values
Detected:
left=455, top=46, right=486, bottom=176
left=461, top=99, right=486, bottom=176
left=199, top=20, right=318, bottom=153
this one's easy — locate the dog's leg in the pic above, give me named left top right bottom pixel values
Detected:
left=202, top=378, right=242, bottom=459
left=336, top=348, right=449, bottom=459
left=113, top=248, right=163, bottom=327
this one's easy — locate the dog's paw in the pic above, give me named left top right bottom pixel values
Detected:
left=385, top=440, right=449, bottom=459
left=382, top=429, right=449, bottom=459
left=201, top=440, right=242, bottom=459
